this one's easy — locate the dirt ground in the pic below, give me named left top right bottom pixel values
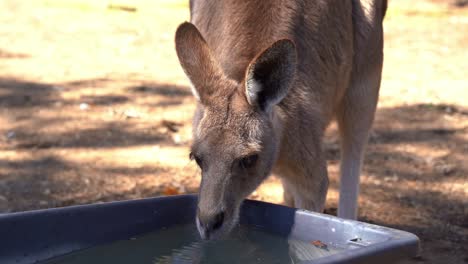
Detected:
left=0, top=0, right=466, bottom=263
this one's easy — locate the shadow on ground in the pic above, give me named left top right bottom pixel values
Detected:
left=323, top=103, right=468, bottom=261
left=0, top=76, right=466, bottom=262
left=0, top=49, right=30, bottom=59
left=0, top=77, right=192, bottom=149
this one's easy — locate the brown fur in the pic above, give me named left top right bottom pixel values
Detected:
left=175, top=0, right=387, bottom=239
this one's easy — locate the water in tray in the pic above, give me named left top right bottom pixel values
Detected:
left=41, top=224, right=344, bottom=264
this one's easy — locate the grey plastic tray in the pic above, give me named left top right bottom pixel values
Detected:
left=0, top=195, right=419, bottom=264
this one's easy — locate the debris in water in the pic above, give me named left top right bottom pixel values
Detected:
left=311, top=240, right=328, bottom=250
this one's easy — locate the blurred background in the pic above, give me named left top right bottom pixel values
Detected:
left=0, top=0, right=466, bottom=263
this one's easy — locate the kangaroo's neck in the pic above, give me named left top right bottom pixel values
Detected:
left=190, top=0, right=303, bottom=82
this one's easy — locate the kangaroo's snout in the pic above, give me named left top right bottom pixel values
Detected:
left=197, top=209, right=225, bottom=240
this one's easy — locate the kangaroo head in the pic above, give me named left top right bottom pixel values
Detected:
left=175, top=22, right=297, bottom=239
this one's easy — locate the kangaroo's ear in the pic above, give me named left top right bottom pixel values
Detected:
left=245, top=39, right=297, bottom=111
left=175, top=22, right=224, bottom=104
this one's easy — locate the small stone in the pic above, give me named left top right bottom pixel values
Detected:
left=124, top=109, right=139, bottom=118
left=79, top=103, right=89, bottom=110
left=435, top=163, right=456, bottom=176
left=52, top=86, right=65, bottom=91
left=6, top=131, right=15, bottom=139
left=173, top=134, right=181, bottom=144
left=384, top=175, right=399, bottom=182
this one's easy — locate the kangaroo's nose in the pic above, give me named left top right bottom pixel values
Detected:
left=197, top=210, right=225, bottom=239
left=211, top=211, right=225, bottom=230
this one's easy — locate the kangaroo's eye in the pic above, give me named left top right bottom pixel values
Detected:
left=240, top=154, right=258, bottom=169
left=190, top=152, right=203, bottom=168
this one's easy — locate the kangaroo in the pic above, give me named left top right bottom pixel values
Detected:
left=175, top=0, right=387, bottom=240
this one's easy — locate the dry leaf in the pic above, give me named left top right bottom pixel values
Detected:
left=163, top=186, right=180, bottom=196
left=311, top=240, right=328, bottom=249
